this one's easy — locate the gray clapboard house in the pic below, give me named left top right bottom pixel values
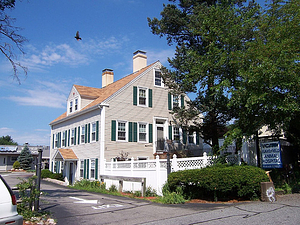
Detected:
left=49, top=51, right=202, bottom=184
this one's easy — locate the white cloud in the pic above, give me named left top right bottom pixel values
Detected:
left=7, top=80, right=68, bottom=108
left=0, top=127, right=16, bottom=136
left=147, top=48, right=175, bottom=65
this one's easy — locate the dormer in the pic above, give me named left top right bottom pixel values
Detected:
left=67, top=86, right=81, bottom=116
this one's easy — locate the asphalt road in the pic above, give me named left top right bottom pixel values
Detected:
left=2, top=172, right=300, bottom=225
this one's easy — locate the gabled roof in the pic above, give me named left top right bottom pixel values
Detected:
left=50, top=61, right=158, bottom=125
left=54, top=148, right=78, bottom=161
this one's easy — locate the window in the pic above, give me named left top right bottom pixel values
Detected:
left=75, top=99, right=78, bottom=111
left=90, top=159, right=95, bottom=179
left=71, top=129, right=75, bottom=145
left=81, top=125, right=85, bottom=144
left=173, top=95, right=179, bottom=108
left=154, top=70, right=163, bottom=86
left=80, top=160, right=84, bottom=178
left=139, top=88, right=147, bottom=106
left=91, top=122, right=96, bottom=141
left=174, top=127, right=180, bottom=142
left=69, top=101, right=73, bottom=113
left=62, top=131, right=66, bottom=147
left=188, top=131, right=195, bottom=144
left=55, top=133, right=59, bottom=148
left=138, top=123, right=147, bottom=142
left=118, top=121, right=126, bottom=141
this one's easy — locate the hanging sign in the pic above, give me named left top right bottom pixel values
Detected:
left=261, top=141, right=282, bottom=169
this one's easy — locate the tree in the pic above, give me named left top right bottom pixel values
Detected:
left=17, top=144, right=33, bottom=170
left=148, top=0, right=260, bottom=154
left=227, top=0, right=300, bottom=143
left=0, top=135, right=18, bottom=145
left=0, top=0, right=27, bottom=84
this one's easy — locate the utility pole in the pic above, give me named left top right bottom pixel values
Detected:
left=34, top=148, right=43, bottom=211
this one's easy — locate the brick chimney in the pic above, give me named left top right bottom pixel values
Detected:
left=133, top=50, right=147, bottom=73
left=102, top=69, right=114, bottom=88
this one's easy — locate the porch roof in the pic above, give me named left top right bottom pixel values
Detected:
left=54, top=148, right=78, bottom=161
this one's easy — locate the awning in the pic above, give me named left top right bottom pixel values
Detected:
left=53, top=148, right=78, bottom=161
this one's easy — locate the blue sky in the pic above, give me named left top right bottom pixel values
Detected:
left=0, top=0, right=267, bottom=146
left=0, top=0, right=175, bottom=146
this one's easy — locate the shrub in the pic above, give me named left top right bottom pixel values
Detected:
left=167, top=165, right=269, bottom=201
left=13, top=161, right=20, bottom=169
left=145, top=186, right=158, bottom=197
left=160, top=183, right=185, bottom=204
left=108, top=184, right=118, bottom=192
left=41, top=169, right=64, bottom=181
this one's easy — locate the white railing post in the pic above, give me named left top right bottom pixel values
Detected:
left=131, top=157, right=134, bottom=176
left=110, top=158, right=114, bottom=173
left=203, top=152, right=208, bottom=168
left=172, top=154, right=178, bottom=172
left=156, top=155, right=160, bottom=194
left=238, top=151, right=241, bottom=165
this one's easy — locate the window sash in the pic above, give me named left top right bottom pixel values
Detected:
left=139, top=123, right=147, bottom=142
left=69, top=101, right=73, bottom=113
left=118, top=122, right=126, bottom=141
left=81, top=126, right=85, bottom=143
left=138, top=88, right=147, bottom=106
left=75, top=99, right=78, bottom=111
left=174, top=127, right=180, bottom=141
left=155, top=71, right=162, bottom=86
left=91, top=123, right=96, bottom=141
left=71, top=129, right=75, bottom=145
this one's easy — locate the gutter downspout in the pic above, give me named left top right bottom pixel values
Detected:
left=98, top=103, right=109, bottom=177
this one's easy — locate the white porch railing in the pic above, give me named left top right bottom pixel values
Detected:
left=101, top=152, right=241, bottom=195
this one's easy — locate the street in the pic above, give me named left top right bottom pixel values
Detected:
left=2, top=172, right=300, bottom=225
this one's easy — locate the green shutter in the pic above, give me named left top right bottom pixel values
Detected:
left=111, top=120, right=116, bottom=141
left=183, top=129, right=187, bottom=144
left=74, top=127, right=77, bottom=145
left=128, top=122, right=133, bottom=142
left=85, top=124, right=87, bottom=143
left=88, top=123, right=90, bottom=143
left=149, top=124, right=153, bottom=143
left=51, top=161, right=53, bottom=172
left=148, top=89, right=152, bottom=108
left=83, top=159, right=86, bottom=179
left=68, top=129, right=70, bottom=146
left=181, top=95, right=184, bottom=108
left=133, top=122, right=137, bottom=142
left=65, top=130, right=67, bottom=147
left=86, top=159, right=89, bottom=179
left=196, top=131, right=200, bottom=145
left=95, top=158, right=98, bottom=180
left=52, top=134, right=55, bottom=149
left=77, top=126, right=80, bottom=145
left=169, top=126, right=172, bottom=140
left=168, top=93, right=172, bottom=110
left=133, top=86, right=137, bottom=105
left=96, top=121, right=99, bottom=141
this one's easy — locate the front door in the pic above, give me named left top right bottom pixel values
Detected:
left=69, top=163, right=73, bottom=185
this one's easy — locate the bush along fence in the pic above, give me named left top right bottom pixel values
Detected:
left=102, top=152, right=242, bottom=195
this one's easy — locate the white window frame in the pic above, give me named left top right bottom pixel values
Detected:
left=138, top=122, right=147, bottom=143
left=54, top=133, right=58, bottom=148
left=172, top=95, right=180, bottom=109
left=71, top=129, right=75, bottom=145
left=117, top=120, right=127, bottom=142
left=62, top=131, right=66, bottom=147
left=154, top=69, right=164, bottom=87
left=188, top=131, right=196, bottom=145
left=173, top=127, right=180, bottom=142
left=75, top=98, right=78, bottom=111
left=80, top=160, right=84, bottom=178
left=91, top=122, right=96, bottom=142
left=138, top=87, right=148, bottom=107
left=90, top=158, right=95, bottom=179
left=69, top=101, right=73, bottom=113
left=81, top=125, right=85, bottom=144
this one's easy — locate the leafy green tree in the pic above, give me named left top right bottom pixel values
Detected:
left=148, top=0, right=260, bottom=154
left=0, top=135, right=18, bottom=145
left=0, top=0, right=27, bottom=83
left=17, top=144, right=33, bottom=170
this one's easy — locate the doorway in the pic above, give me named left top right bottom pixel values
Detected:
left=69, top=162, right=73, bottom=185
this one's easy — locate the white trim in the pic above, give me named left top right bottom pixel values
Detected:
left=116, top=120, right=128, bottom=142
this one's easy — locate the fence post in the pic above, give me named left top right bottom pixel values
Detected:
left=156, top=155, right=160, bottom=194
left=172, top=154, right=178, bottom=172
left=110, top=158, right=114, bottom=173
left=203, top=152, right=208, bottom=168
left=131, top=157, right=134, bottom=176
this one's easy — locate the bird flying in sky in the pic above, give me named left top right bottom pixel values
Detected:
left=75, top=31, right=82, bottom=41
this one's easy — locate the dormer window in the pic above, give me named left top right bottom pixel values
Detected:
left=69, top=101, right=73, bottom=113
left=75, top=99, right=78, bottom=111
left=154, top=70, right=163, bottom=87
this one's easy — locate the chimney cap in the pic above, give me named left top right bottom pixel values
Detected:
left=133, top=50, right=146, bottom=56
left=102, top=68, right=113, bottom=73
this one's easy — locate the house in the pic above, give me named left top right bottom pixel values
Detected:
left=49, top=50, right=203, bottom=184
left=0, top=144, right=49, bottom=171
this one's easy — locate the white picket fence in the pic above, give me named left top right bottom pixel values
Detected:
left=102, top=152, right=241, bottom=195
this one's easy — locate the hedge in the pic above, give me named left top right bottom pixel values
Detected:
left=167, top=165, right=269, bottom=201
left=41, top=169, right=64, bottom=181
